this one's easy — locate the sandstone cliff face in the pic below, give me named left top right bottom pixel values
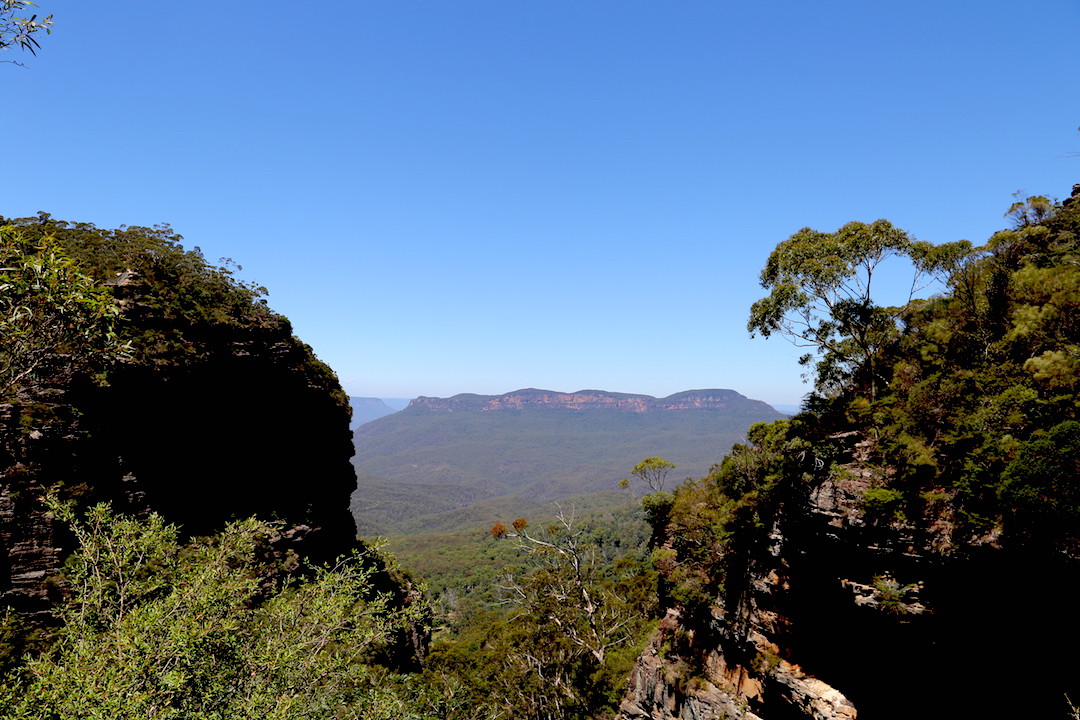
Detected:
left=620, top=610, right=763, bottom=720
left=621, top=631, right=856, bottom=720
left=618, top=583, right=857, bottom=720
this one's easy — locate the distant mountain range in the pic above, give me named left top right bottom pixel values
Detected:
left=348, top=397, right=412, bottom=429
left=406, top=388, right=775, bottom=414
left=350, top=388, right=784, bottom=534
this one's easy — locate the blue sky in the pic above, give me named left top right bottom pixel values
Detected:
left=5, top=1, right=1078, bottom=406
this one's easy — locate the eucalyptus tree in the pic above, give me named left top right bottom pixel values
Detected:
left=748, top=219, right=970, bottom=399
left=1, top=1, right=51, bottom=62
left=631, top=456, right=675, bottom=493
left=491, top=511, right=656, bottom=720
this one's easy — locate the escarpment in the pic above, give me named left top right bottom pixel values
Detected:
left=409, top=388, right=778, bottom=415
left=0, top=218, right=358, bottom=621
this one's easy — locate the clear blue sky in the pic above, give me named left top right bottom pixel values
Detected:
left=6, top=1, right=1078, bottom=406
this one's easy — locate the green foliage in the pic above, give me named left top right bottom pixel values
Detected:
left=641, top=491, right=674, bottom=530
left=870, top=574, right=917, bottom=615
left=0, top=1, right=51, bottom=60
left=379, top=500, right=651, bottom=624
left=748, top=219, right=977, bottom=399
left=391, top=502, right=655, bottom=720
left=860, top=487, right=905, bottom=524
left=1000, top=421, right=1080, bottom=538
left=631, top=456, right=675, bottom=492
left=744, top=188, right=1080, bottom=548
left=0, top=227, right=126, bottom=397
left=0, top=215, right=281, bottom=373
left=645, top=420, right=816, bottom=620
left=0, top=500, right=429, bottom=719
left=748, top=220, right=913, bottom=397
left=869, top=191, right=1080, bottom=541
left=485, top=512, right=658, bottom=720
left=657, top=490, right=732, bottom=613
left=1005, top=193, right=1055, bottom=228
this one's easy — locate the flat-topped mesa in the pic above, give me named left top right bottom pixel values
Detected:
left=408, top=388, right=762, bottom=413
left=353, top=386, right=786, bottom=529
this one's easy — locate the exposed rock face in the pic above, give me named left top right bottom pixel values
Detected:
left=619, top=610, right=856, bottom=720
left=410, top=388, right=779, bottom=416
left=0, top=476, right=67, bottom=615
left=767, top=661, right=856, bottom=720
left=769, top=490, right=1080, bottom=719
left=620, top=611, right=764, bottom=720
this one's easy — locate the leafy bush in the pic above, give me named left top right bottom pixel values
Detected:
left=641, top=491, right=674, bottom=530
left=870, top=574, right=917, bottom=614
left=1000, top=420, right=1080, bottom=540
left=0, top=499, right=429, bottom=720
left=861, top=487, right=905, bottom=523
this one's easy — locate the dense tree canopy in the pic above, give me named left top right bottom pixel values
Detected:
left=703, top=186, right=1080, bottom=579
left=0, top=215, right=282, bottom=377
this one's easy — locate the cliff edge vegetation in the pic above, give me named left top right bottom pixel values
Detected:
left=628, top=184, right=1080, bottom=720
left=0, top=216, right=428, bottom=717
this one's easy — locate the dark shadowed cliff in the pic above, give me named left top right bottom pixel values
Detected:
left=0, top=217, right=359, bottom=625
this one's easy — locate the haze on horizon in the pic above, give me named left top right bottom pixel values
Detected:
left=5, top=1, right=1078, bottom=408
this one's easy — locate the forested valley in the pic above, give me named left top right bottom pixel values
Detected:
left=2, top=182, right=1080, bottom=719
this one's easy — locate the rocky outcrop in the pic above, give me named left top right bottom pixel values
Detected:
left=619, top=609, right=856, bottom=720
left=0, top=477, right=66, bottom=615
left=767, top=660, right=856, bottom=720
left=620, top=611, right=763, bottom=720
